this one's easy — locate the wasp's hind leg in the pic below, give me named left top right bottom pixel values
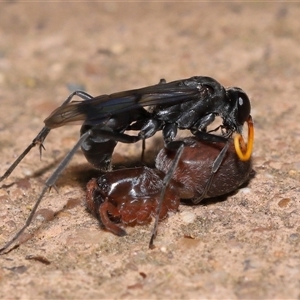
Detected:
left=0, top=91, right=94, bottom=183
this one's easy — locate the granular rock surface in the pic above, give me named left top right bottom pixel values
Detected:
left=0, top=3, right=299, bottom=299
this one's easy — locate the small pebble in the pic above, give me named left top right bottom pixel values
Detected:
left=278, top=198, right=291, bottom=208
left=180, top=210, right=196, bottom=224
left=160, top=246, right=167, bottom=253
left=239, top=187, right=251, bottom=194
left=34, top=208, right=55, bottom=222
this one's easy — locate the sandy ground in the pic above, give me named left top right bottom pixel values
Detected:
left=0, top=2, right=299, bottom=299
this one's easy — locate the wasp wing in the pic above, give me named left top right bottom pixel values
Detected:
left=44, top=77, right=214, bottom=128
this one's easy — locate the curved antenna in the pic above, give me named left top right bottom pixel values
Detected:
left=234, top=115, right=254, bottom=161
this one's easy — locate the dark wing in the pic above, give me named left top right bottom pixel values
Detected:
left=44, top=76, right=218, bottom=128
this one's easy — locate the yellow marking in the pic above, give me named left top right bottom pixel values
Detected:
left=234, top=115, right=254, bottom=161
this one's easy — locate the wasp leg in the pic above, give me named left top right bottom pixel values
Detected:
left=0, top=130, right=92, bottom=254
left=149, top=141, right=185, bottom=249
left=0, top=126, right=51, bottom=182
left=0, top=91, right=93, bottom=183
left=176, top=130, right=232, bottom=205
left=191, top=140, right=231, bottom=204
left=0, top=127, right=147, bottom=253
left=149, top=130, right=232, bottom=247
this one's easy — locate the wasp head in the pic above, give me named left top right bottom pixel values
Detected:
left=223, top=87, right=251, bottom=134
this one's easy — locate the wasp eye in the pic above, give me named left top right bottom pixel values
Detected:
left=227, top=87, right=251, bottom=126
left=236, top=92, right=251, bottom=125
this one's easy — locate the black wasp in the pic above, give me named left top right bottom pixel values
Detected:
left=0, top=76, right=253, bottom=252
left=44, top=76, right=251, bottom=169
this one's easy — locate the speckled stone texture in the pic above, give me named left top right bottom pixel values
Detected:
left=0, top=3, right=299, bottom=299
